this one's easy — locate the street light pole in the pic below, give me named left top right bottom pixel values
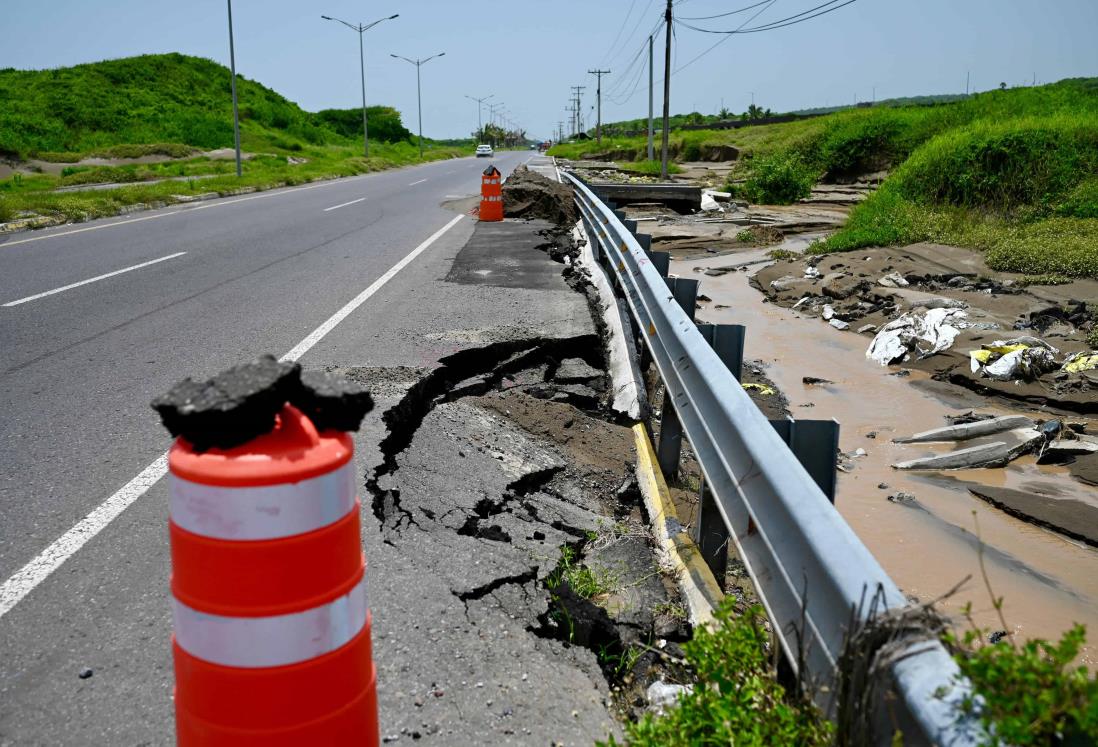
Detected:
left=464, top=94, right=492, bottom=142
left=321, top=13, right=399, bottom=159
left=587, top=69, right=610, bottom=145
left=226, top=0, right=242, bottom=177
left=391, top=53, right=446, bottom=158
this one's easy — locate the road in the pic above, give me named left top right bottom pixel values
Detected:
left=0, top=150, right=585, bottom=743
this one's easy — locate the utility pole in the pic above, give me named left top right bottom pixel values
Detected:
left=322, top=12, right=399, bottom=158
left=966, top=71, right=970, bottom=95
left=390, top=52, right=446, bottom=158
left=587, top=69, right=610, bottom=145
left=647, top=34, right=654, bottom=161
left=570, top=86, right=585, bottom=137
left=660, top=0, right=672, bottom=179
left=226, top=0, right=242, bottom=177
left=465, top=93, right=492, bottom=142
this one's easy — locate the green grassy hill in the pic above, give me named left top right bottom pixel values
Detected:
left=0, top=54, right=472, bottom=226
left=551, top=79, right=1098, bottom=278
left=0, top=53, right=418, bottom=158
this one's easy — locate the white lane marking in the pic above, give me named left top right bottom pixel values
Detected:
left=408, top=178, right=428, bottom=186
left=3, top=252, right=188, bottom=307
left=1, top=177, right=368, bottom=249
left=281, top=214, right=462, bottom=362
left=323, top=197, right=366, bottom=213
left=0, top=214, right=465, bottom=620
left=0, top=455, right=169, bottom=618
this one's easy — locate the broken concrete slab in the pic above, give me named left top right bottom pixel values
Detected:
left=968, top=485, right=1098, bottom=547
left=893, top=428, right=1044, bottom=470
left=893, top=415, right=1036, bottom=443
left=555, top=358, right=603, bottom=384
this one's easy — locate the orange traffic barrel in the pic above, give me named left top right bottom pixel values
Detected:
left=480, top=165, right=503, bottom=222
left=167, top=400, right=377, bottom=745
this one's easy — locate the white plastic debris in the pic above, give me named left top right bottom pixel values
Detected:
left=877, top=272, right=910, bottom=288
left=646, top=680, right=692, bottom=714
left=700, top=190, right=725, bottom=212
left=804, top=266, right=821, bottom=280
left=829, top=318, right=850, bottom=330
left=968, top=337, right=1059, bottom=380
left=866, top=308, right=968, bottom=366
left=822, top=304, right=836, bottom=320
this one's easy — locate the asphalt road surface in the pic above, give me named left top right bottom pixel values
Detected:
left=0, top=150, right=550, bottom=743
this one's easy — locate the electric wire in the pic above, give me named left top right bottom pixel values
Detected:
left=671, top=0, right=776, bottom=75
left=678, top=0, right=774, bottom=21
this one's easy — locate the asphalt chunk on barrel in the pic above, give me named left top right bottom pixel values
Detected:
left=151, top=355, right=302, bottom=451
left=294, top=370, right=374, bottom=432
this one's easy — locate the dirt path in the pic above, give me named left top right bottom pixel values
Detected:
left=676, top=247, right=1098, bottom=659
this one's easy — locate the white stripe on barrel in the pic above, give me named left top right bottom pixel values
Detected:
left=169, top=462, right=356, bottom=541
left=173, top=576, right=368, bottom=668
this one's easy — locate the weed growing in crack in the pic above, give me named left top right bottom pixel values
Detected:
left=546, top=546, right=619, bottom=600
left=600, top=599, right=833, bottom=747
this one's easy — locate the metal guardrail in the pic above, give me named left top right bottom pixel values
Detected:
left=563, top=170, right=984, bottom=745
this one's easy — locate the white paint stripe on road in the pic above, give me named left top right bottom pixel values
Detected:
left=280, top=214, right=463, bottom=362
left=322, top=197, right=366, bottom=212
left=2, top=252, right=187, bottom=307
left=0, top=455, right=169, bottom=618
left=0, top=214, right=465, bottom=620
left=408, top=178, right=428, bottom=186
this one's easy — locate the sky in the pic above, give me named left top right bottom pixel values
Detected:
left=2, top=0, right=1096, bottom=141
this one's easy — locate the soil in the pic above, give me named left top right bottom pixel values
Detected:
left=753, top=243, right=1098, bottom=415
left=502, top=166, right=577, bottom=226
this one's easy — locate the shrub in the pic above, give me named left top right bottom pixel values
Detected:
left=739, top=153, right=816, bottom=204
left=1056, top=177, right=1098, bottom=218
left=948, top=617, right=1098, bottom=745
left=601, top=601, right=832, bottom=746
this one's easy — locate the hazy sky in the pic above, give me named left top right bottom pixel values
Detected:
left=3, top=0, right=1096, bottom=140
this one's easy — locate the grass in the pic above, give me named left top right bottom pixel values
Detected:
left=616, top=160, right=682, bottom=176
left=0, top=53, right=474, bottom=226
left=546, top=546, right=618, bottom=600
left=600, top=599, right=832, bottom=747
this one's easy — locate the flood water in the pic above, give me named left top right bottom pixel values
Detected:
left=673, top=246, right=1098, bottom=660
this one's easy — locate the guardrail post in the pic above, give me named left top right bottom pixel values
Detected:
left=768, top=418, right=841, bottom=503
left=665, top=278, right=698, bottom=322
left=656, top=278, right=699, bottom=479
left=649, top=251, right=670, bottom=278
left=635, top=233, right=652, bottom=252
left=692, top=323, right=746, bottom=579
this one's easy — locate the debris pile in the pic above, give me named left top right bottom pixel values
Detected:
left=502, top=166, right=577, bottom=226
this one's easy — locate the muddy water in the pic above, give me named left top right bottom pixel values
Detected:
left=674, top=247, right=1098, bottom=660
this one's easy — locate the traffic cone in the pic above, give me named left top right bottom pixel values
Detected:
left=166, top=401, right=378, bottom=745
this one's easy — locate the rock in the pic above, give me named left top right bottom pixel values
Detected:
left=878, top=482, right=889, bottom=489
left=555, top=359, right=602, bottom=385
left=646, top=681, right=692, bottom=715
left=769, top=275, right=799, bottom=292
left=887, top=491, right=917, bottom=504
left=829, top=319, right=850, bottom=330
left=804, top=266, right=821, bottom=280
left=1038, top=435, right=1098, bottom=464
left=295, top=370, right=374, bottom=432
left=150, top=354, right=302, bottom=451
left=802, top=376, right=834, bottom=386
left=822, top=304, right=836, bottom=320
left=78, top=668, right=93, bottom=679
left=866, top=431, right=878, bottom=439
left=857, top=324, right=877, bottom=334
left=822, top=274, right=865, bottom=300
left=988, top=630, right=1009, bottom=644
left=910, top=297, right=968, bottom=310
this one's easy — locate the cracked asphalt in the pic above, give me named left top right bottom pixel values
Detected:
left=0, top=153, right=655, bottom=744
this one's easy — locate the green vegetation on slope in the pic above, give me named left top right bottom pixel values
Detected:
left=601, top=600, right=832, bottom=747
left=0, top=54, right=472, bottom=226
left=551, top=79, right=1098, bottom=276
left=0, top=53, right=420, bottom=157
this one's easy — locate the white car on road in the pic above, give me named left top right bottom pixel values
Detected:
left=475, top=144, right=494, bottom=157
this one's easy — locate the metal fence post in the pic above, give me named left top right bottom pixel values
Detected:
left=696, top=323, right=745, bottom=382
left=768, top=418, right=841, bottom=503
left=656, top=277, right=698, bottom=479
left=635, top=233, right=652, bottom=252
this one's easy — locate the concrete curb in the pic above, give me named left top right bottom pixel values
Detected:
left=573, top=221, right=648, bottom=421
left=632, top=424, right=724, bottom=628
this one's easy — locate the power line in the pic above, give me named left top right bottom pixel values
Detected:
left=671, top=0, right=776, bottom=76
left=734, top=0, right=857, bottom=32
left=602, top=0, right=640, bottom=66
left=677, top=0, right=855, bottom=34
left=678, top=0, right=773, bottom=21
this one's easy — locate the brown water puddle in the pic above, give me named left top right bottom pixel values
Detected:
left=674, top=248, right=1098, bottom=661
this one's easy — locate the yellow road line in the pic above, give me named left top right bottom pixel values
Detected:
left=632, top=424, right=724, bottom=626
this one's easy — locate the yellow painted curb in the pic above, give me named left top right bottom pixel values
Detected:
left=632, top=424, right=724, bottom=627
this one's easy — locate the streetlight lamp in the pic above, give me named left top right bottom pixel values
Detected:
left=390, top=52, right=445, bottom=158
left=464, top=93, right=492, bottom=143
left=321, top=12, right=399, bottom=159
